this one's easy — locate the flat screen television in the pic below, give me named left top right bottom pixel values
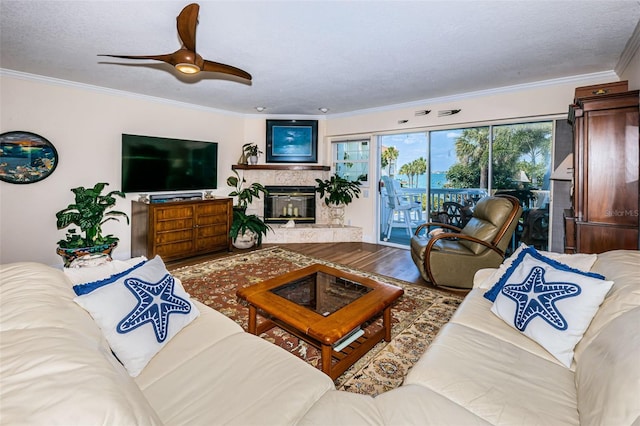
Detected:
left=121, top=134, right=218, bottom=193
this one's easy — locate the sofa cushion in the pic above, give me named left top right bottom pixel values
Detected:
left=374, top=385, right=491, bottom=425
left=135, top=299, right=243, bottom=389
left=575, top=308, right=640, bottom=425
left=298, top=390, right=384, bottom=425
left=483, top=246, right=604, bottom=301
left=475, top=243, right=598, bottom=290
left=136, top=332, right=335, bottom=425
left=487, top=247, right=613, bottom=367
left=405, top=322, right=580, bottom=425
left=449, top=290, right=568, bottom=366
left=0, top=262, right=162, bottom=425
left=574, top=250, right=640, bottom=362
left=73, top=255, right=200, bottom=376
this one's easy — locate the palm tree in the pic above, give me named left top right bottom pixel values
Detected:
left=452, top=127, right=490, bottom=189
left=381, top=146, right=399, bottom=177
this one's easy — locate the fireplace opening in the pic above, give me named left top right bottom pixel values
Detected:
left=264, top=186, right=316, bottom=224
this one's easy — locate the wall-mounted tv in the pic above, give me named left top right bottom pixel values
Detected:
left=121, top=134, right=218, bottom=193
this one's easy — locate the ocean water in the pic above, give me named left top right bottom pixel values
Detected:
left=397, top=172, right=447, bottom=189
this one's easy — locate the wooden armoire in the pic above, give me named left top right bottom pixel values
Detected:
left=564, top=81, right=640, bottom=254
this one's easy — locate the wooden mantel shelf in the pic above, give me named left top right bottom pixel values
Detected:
left=232, top=164, right=330, bottom=171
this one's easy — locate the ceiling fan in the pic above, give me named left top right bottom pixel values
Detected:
left=99, top=3, right=251, bottom=81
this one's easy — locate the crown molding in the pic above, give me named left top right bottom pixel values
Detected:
left=1, top=68, right=620, bottom=120
left=616, top=18, right=640, bottom=76
left=328, top=71, right=619, bottom=119
left=0, top=68, right=246, bottom=117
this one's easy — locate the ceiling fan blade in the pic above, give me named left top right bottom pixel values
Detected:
left=177, top=3, right=199, bottom=52
left=202, top=59, right=252, bottom=80
left=98, top=53, right=175, bottom=64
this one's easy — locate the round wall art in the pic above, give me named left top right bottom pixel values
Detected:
left=0, top=131, right=59, bottom=184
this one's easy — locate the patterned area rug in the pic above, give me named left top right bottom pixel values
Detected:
left=171, top=247, right=463, bottom=396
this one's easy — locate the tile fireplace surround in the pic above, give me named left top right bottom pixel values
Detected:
left=232, top=165, right=362, bottom=244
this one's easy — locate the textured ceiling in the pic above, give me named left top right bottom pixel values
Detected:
left=1, top=1, right=639, bottom=115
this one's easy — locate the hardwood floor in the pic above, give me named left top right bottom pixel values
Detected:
left=168, top=242, right=468, bottom=296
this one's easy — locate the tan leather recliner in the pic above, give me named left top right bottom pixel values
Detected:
left=410, top=194, right=522, bottom=289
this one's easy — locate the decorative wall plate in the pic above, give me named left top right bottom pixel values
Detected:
left=0, top=131, right=58, bottom=184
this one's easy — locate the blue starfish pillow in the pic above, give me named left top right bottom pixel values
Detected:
left=73, top=255, right=200, bottom=376
left=487, top=247, right=613, bottom=367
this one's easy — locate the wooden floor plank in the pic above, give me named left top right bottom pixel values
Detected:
left=168, top=242, right=467, bottom=296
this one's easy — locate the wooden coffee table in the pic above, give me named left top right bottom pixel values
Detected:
left=236, top=263, right=404, bottom=380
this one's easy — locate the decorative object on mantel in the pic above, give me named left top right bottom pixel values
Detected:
left=243, top=143, right=262, bottom=165
left=315, top=174, right=362, bottom=226
left=281, top=219, right=296, bottom=228
left=55, top=182, right=129, bottom=267
left=266, top=119, right=318, bottom=163
left=0, top=131, right=58, bottom=184
left=98, top=3, right=252, bottom=81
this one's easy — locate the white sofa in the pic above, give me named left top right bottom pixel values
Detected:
left=1, top=250, right=638, bottom=425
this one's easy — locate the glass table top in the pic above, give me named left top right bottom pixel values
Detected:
left=269, top=270, right=373, bottom=316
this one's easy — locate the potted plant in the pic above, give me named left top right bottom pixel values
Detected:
left=229, top=209, right=272, bottom=249
left=243, top=143, right=262, bottom=165
left=315, top=174, right=362, bottom=226
left=226, top=170, right=268, bottom=211
left=55, top=182, right=129, bottom=266
left=226, top=170, right=270, bottom=248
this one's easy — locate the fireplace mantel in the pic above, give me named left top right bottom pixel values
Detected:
left=232, top=164, right=330, bottom=171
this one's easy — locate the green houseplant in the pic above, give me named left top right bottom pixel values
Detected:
left=229, top=209, right=272, bottom=249
left=226, top=170, right=268, bottom=211
left=243, top=143, right=262, bottom=165
left=226, top=170, right=270, bottom=248
left=315, top=174, right=362, bottom=226
left=56, top=182, right=129, bottom=266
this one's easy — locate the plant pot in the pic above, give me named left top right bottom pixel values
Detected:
left=56, top=242, right=117, bottom=267
left=248, top=155, right=258, bottom=165
left=232, top=230, right=257, bottom=249
left=328, top=204, right=346, bottom=226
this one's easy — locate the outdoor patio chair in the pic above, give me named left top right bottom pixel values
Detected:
left=381, top=176, right=421, bottom=240
left=410, top=194, right=522, bottom=289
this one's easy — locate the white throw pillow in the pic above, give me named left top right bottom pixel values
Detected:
left=475, top=243, right=598, bottom=290
left=488, top=247, right=613, bottom=367
left=73, top=255, right=199, bottom=376
left=64, top=256, right=147, bottom=285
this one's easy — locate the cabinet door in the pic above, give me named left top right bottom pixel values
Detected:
left=153, top=205, right=195, bottom=259
left=194, top=201, right=230, bottom=252
left=584, top=106, right=639, bottom=226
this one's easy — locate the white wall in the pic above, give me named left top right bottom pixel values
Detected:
left=620, top=45, right=640, bottom=89
left=1, top=70, right=630, bottom=265
left=323, top=74, right=624, bottom=244
left=0, top=74, right=245, bottom=266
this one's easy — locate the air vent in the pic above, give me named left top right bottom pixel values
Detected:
left=438, top=109, right=461, bottom=117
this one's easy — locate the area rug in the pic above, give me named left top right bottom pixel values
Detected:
left=171, top=247, right=463, bottom=396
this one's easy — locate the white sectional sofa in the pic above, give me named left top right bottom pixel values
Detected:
left=1, top=249, right=638, bottom=425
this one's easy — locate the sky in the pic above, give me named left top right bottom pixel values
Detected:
left=380, top=130, right=461, bottom=173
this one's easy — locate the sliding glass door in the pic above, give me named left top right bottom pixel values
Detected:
left=376, top=121, right=553, bottom=250
left=378, top=133, right=427, bottom=245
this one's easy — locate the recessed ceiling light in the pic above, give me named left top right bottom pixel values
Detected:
left=255, top=106, right=266, bottom=112
left=318, top=107, right=329, bottom=113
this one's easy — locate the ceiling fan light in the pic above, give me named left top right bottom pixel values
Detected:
left=175, top=63, right=200, bottom=74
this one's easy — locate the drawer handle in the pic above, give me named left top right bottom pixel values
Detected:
left=592, top=88, right=609, bottom=95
